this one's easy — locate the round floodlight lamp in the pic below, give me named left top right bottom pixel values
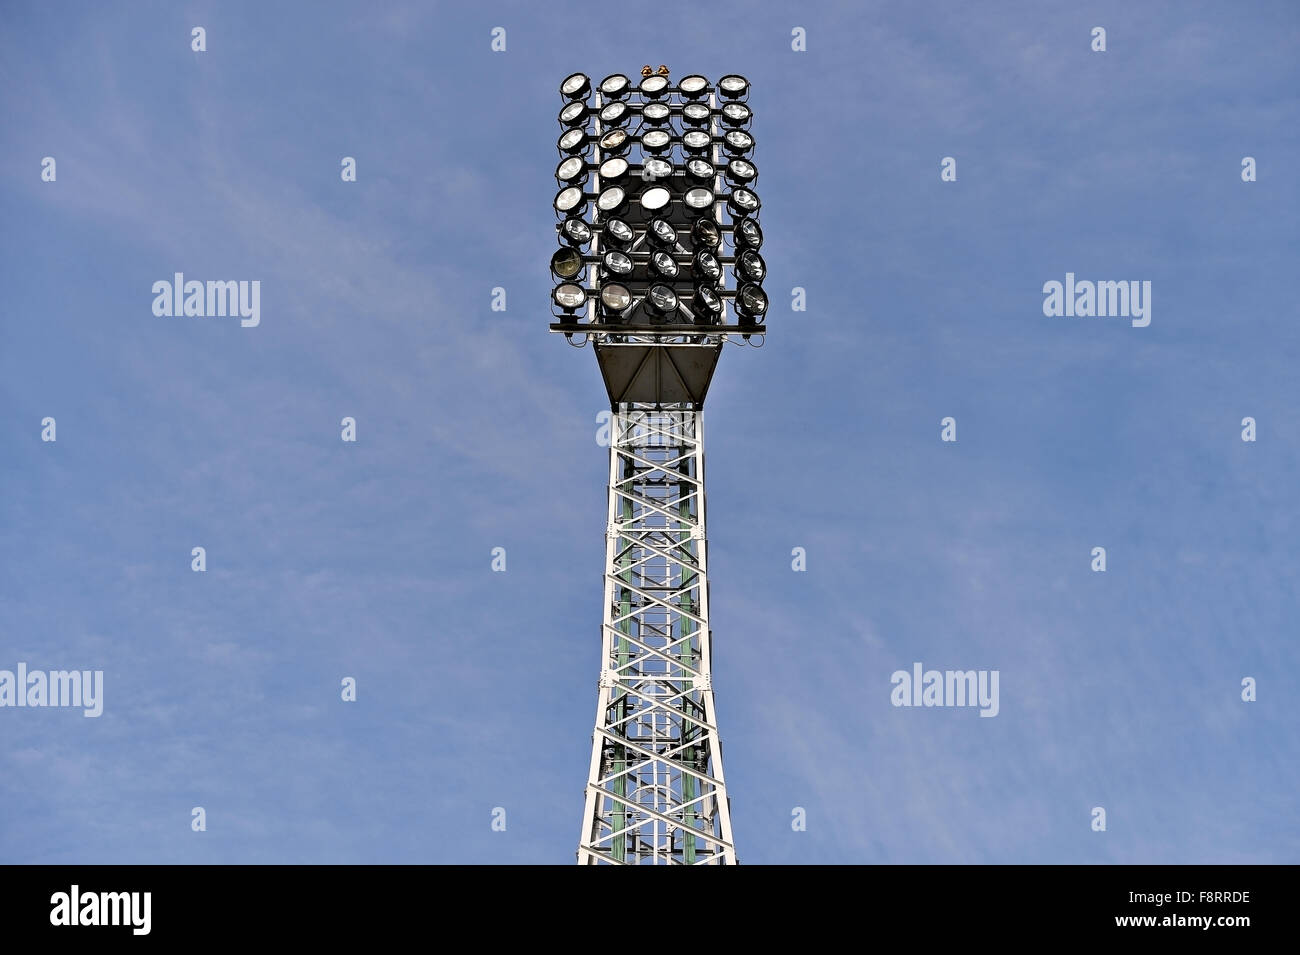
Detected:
left=684, top=187, right=715, bottom=214
left=600, top=283, right=632, bottom=316
left=560, top=217, right=592, bottom=247
left=642, top=157, right=673, bottom=181
left=736, top=282, right=768, bottom=318
left=597, top=185, right=628, bottom=215
left=599, top=156, right=629, bottom=182
left=718, top=74, right=749, bottom=98
left=641, top=129, right=672, bottom=154
left=560, top=73, right=591, bottom=99
left=682, top=102, right=711, bottom=126
left=639, top=74, right=670, bottom=97
left=558, top=128, right=589, bottom=154
left=598, top=74, right=630, bottom=98
left=553, top=283, right=586, bottom=311
left=602, top=249, right=633, bottom=277
left=691, top=218, right=721, bottom=249
left=692, top=250, right=722, bottom=285
left=736, top=217, right=763, bottom=250
left=678, top=75, right=709, bottom=98
left=550, top=246, right=583, bottom=279
left=556, top=155, right=587, bottom=184
left=693, top=286, right=723, bottom=322
left=723, top=130, right=754, bottom=155
left=603, top=217, right=634, bottom=249
left=650, top=250, right=679, bottom=280
left=684, top=186, right=715, bottom=207
left=726, top=158, right=757, bottom=185
left=642, top=102, right=671, bottom=125
left=554, top=186, right=585, bottom=215
left=646, top=284, right=679, bottom=317
left=648, top=218, right=678, bottom=248
left=737, top=249, right=766, bottom=284
left=727, top=187, right=760, bottom=217
left=559, top=101, right=589, bottom=127
left=598, top=128, right=629, bottom=154
left=599, top=101, right=630, bottom=127
left=640, top=185, right=672, bottom=212
left=682, top=130, right=712, bottom=153
left=721, top=102, right=751, bottom=127
left=686, top=158, right=715, bottom=183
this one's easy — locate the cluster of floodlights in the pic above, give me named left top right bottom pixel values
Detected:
left=550, top=71, right=766, bottom=333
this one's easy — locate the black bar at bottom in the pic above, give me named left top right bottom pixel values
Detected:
left=0, top=863, right=1282, bottom=942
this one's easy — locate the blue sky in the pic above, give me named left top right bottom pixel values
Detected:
left=1, top=0, right=1296, bottom=864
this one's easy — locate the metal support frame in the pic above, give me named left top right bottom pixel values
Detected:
left=577, top=404, right=736, bottom=865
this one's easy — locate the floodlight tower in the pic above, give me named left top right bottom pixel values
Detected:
left=549, top=68, right=767, bottom=865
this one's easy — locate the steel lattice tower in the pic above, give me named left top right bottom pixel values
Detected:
left=549, top=68, right=767, bottom=865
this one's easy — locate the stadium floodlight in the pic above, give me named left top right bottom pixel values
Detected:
left=641, top=129, right=672, bottom=154
left=723, top=130, right=754, bottom=155
left=602, top=217, right=634, bottom=249
left=599, top=282, right=632, bottom=317
left=727, top=187, right=760, bottom=217
left=597, top=185, right=628, bottom=215
left=642, top=102, right=671, bottom=124
left=558, top=128, right=589, bottom=153
left=598, top=73, right=630, bottom=98
left=736, top=249, right=766, bottom=284
left=686, top=157, right=715, bottom=183
left=559, top=101, right=589, bottom=126
left=560, top=217, right=592, bottom=247
left=599, top=101, right=630, bottom=126
left=692, top=285, right=723, bottom=321
left=650, top=250, right=680, bottom=280
left=556, top=155, right=587, bottom=184
left=640, top=186, right=672, bottom=212
left=725, top=158, right=756, bottom=185
left=721, top=102, right=751, bottom=126
left=554, top=186, right=586, bottom=216
left=692, top=249, right=721, bottom=285
left=639, top=73, right=670, bottom=97
left=735, top=282, right=768, bottom=319
left=645, top=283, right=678, bottom=318
left=599, top=128, right=630, bottom=154
left=677, top=74, right=709, bottom=97
left=548, top=70, right=766, bottom=868
left=550, top=246, right=583, bottom=279
left=553, top=282, right=587, bottom=311
left=683, top=187, right=714, bottom=213
left=601, top=250, right=633, bottom=278
left=599, top=156, right=629, bottom=182
left=718, top=74, right=749, bottom=98
left=691, top=217, right=721, bottom=249
left=682, top=130, right=712, bottom=153
left=642, top=157, right=673, bottom=180
left=560, top=72, right=591, bottom=99
left=682, top=102, right=711, bottom=125
left=648, top=218, right=678, bottom=248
